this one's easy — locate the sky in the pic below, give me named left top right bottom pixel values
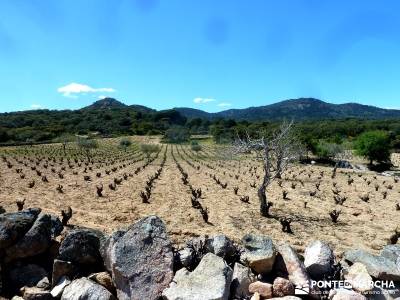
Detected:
left=1, top=0, right=400, bottom=113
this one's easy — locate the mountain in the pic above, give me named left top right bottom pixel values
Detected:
left=82, top=98, right=127, bottom=110
left=175, top=98, right=400, bottom=121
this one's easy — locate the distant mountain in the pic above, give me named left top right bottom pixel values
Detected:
left=175, top=98, right=400, bottom=121
left=82, top=98, right=127, bottom=110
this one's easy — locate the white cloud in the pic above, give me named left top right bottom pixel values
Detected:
left=193, top=97, right=215, bottom=104
left=30, top=104, right=43, bottom=109
left=217, top=102, right=231, bottom=107
left=57, top=83, right=115, bottom=98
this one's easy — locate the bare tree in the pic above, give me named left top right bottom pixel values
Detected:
left=234, top=121, right=303, bottom=217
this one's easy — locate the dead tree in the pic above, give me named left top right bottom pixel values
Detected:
left=233, top=121, right=303, bottom=217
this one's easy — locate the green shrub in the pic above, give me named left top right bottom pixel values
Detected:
left=354, top=130, right=390, bottom=164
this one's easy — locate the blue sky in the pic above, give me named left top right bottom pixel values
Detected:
left=1, top=0, right=400, bottom=113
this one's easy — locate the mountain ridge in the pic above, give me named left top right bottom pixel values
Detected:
left=4, top=97, right=400, bottom=121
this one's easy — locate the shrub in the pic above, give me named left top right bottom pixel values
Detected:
left=354, top=130, right=390, bottom=164
left=315, top=141, right=343, bottom=160
left=164, top=126, right=190, bottom=143
left=119, top=138, right=132, bottom=151
left=190, top=141, right=202, bottom=153
left=140, top=143, right=160, bottom=160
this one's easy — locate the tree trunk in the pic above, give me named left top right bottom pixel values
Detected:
left=258, top=185, right=268, bottom=217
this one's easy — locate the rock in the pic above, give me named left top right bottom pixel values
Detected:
left=230, top=262, right=255, bottom=298
left=36, top=277, right=50, bottom=290
left=163, top=253, right=233, bottom=300
left=100, top=229, right=125, bottom=272
left=61, top=277, right=115, bottom=300
left=177, top=247, right=195, bottom=269
left=20, top=286, right=52, bottom=300
left=88, top=272, right=114, bottom=293
left=240, top=234, right=277, bottom=274
left=11, top=297, right=24, bottom=300
left=380, top=245, right=400, bottom=263
left=58, top=228, right=105, bottom=266
left=8, top=264, right=48, bottom=291
left=103, top=216, right=174, bottom=300
left=276, top=243, right=317, bottom=298
left=206, top=235, right=237, bottom=259
left=329, top=289, right=367, bottom=300
left=273, top=277, right=295, bottom=297
left=248, top=281, right=273, bottom=298
left=336, top=160, right=353, bottom=169
left=0, top=206, right=5, bottom=214
left=344, top=262, right=373, bottom=293
left=52, top=259, right=76, bottom=287
left=344, top=249, right=400, bottom=280
left=50, top=215, right=63, bottom=239
left=6, top=214, right=53, bottom=261
left=50, top=276, right=71, bottom=298
left=0, top=208, right=41, bottom=249
left=367, top=282, right=400, bottom=300
left=304, top=240, right=335, bottom=279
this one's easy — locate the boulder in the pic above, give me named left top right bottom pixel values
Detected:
left=20, top=286, right=52, bottom=300
left=344, top=262, right=373, bottom=293
left=50, top=276, right=71, bottom=298
left=0, top=208, right=41, bottom=249
left=102, top=216, right=174, bottom=300
left=177, top=247, right=195, bottom=269
left=163, top=253, right=233, bottom=300
left=61, top=277, right=115, bottom=300
left=304, top=240, right=335, bottom=279
left=273, top=277, right=295, bottom=297
left=380, top=245, right=400, bottom=263
left=329, top=289, right=367, bottom=300
left=367, top=282, right=400, bottom=300
left=52, top=259, right=76, bottom=287
left=240, top=234, right=277, bottom=274
left=36, top=277, right=50, bottom=290
left=100, top=229, right=125, bottom=272
left=276, top=243, right=318, bottom=299
left=248, top=281, right=273, bottom=298
left=251, top=292, right=261, bottom=300
left=8, top=264, right=48, bottom=291
left=206, top=235, right=237, bottom=259
left=88, top=272, right=114, bottom=293
left=58, top=228, right=105, bottom=266
left=344, top=249, right=400, bottom=281
left=49, top=215, right=63, bottom=239
left=5, top=214, right=53, bottom=261
left=230, top=262, right=255, bottom=298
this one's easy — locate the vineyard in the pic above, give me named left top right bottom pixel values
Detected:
left=0, top=137, right=399, bottom=255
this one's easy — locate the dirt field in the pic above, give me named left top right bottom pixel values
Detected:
left=0, top=137, right=399, bottom=256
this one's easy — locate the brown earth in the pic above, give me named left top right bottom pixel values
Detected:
left=0, top=138, right=399, bottom=257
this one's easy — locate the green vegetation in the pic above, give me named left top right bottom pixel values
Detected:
left=190, top=141, right=202, bottom=153
left=77, top=138, right=98, bottom=160
left=314, top=141, right=344, bottom=161
left=140, top=143, right=160, bottom=161
left=119, top=138, right=132, bottom=152
left=163, top=126, right=190, bottom=143
left=354, top=131, right=391, bottom=164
